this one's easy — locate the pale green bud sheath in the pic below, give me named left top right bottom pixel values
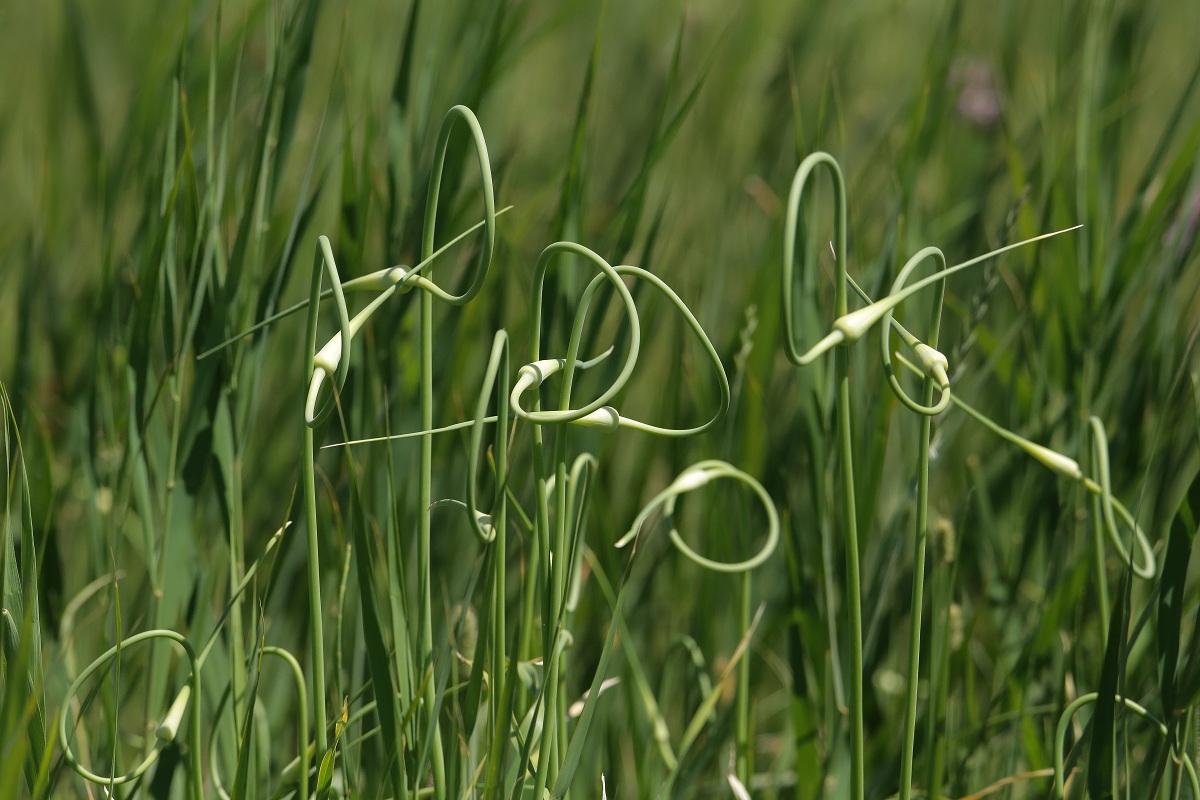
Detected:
left=153, top=685, right=190, bottom=743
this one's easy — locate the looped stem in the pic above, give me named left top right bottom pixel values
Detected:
left=581, top=265, right=730, bottom=436
left=463, top=330, right=512, bottom=545
left=808, top=224, right=1083, bottom=367
left=1054, top=692, right=1199, bottom=798
left=782, top=150, right=864, bottom=800
left=522, top=241, right=640, bottom=424
left=262, top=646, right=310, bottom=800
left=879, top=246, right=952, bottom=416
left=304, top=104, right=497, bottom=429
left=616, top=460, right=779, bottom=574
left=419, top=105, right=497, bottom=305
left=514, top=261, right=730, bottom=435
left=305, top=235, right=352, bottom=428
left=59, top=630, right=203, bottom=800
left=782, top=152, right=849, bottom=365
left=510, top=349, right=617, bottom=426
left=894, top=353, right=1157, bottom=580
left=1084, top=416, right=1156, bottom=579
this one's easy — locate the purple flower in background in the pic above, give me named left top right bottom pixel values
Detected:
left=952, top=58, right=1002, bottom=129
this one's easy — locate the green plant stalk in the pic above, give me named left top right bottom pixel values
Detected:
left=547, top=331, right=587, bottom=794
left=736, top=571, right=752, bottom=788
left=457, top=330, right=514, bottom=798
left=798, top=227, right=1082, bottom=367
left=519, top=543, right=541, bottom=675
left=302, top=424, right=329, bottom=758
left=538, top=256, right=649, bottom=794
left=288, top=107, right=495, bottom=792
left=555, top=454, right=571, bottom=778
left=413, top=104, right=497, bottom=796
left=227, top=450, right=247, bottom=743
left=782, top=153, right=862, bottom=800
left=520, top=240, right=640, bottom=796
left=382, top=395, right=418, bottom=757
left=1054, top=693, right=1200, bottom=798
left=898, top=377, right=935, bottom=800
left=527, top=425, right=556, bottom=798
left=894, top=353, right=1156, bottom=579
left=482, top=452, right=511, bottom=793
left=530, top=419, right=571, bottom=798
left=417, top=262, right=447, bottom=798
left=835, top=342, right=864, bottom=800
left=1090, top=477, right=1112, bottom=642
left=617, top=461, right=777, bottom=795
left=110, top=576, right=122, bottom=800
left=830, top=164, right=863, bottom=800
left=533, top=329, right=584, bottom=799
left=58, top=630, right=203, bottom=800
left=262, top=647, right=309, bottom=800
left=1083, top=358, right=1111, bottom=638
left=924, top=533, right=956, bottom=800
left=303, top=240, right=343, bottom=764
left=335, top=542, right=356, bottom=794
left=885, top=249, right=947, bottom=800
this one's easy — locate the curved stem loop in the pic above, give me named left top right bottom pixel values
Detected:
left=59, top=630, right=203, bottom=800
left=1054, top=692, right=1199, bottom=798
left=616, top=460, right=779, bottom=574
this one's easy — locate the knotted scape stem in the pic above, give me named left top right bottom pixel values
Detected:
left=303, top=104, right=496, bottom=796
left=781, top=152, right=867, bottom=800
left=781, top=137, right=1176, bottom=800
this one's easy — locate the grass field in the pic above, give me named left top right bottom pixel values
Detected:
left=2, top=0, right=1200, bottom=797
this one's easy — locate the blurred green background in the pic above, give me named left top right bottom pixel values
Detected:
left=2, top=0, right=1200, bottom=797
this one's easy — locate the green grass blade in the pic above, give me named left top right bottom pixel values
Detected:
left=0, top=383, right=46, bottom=792
left=229, top=638, right=264, bottom=800
left=1157, top=496, right=1193, bottom=728
left=1088, top=576, right=1127, bottom=800
left=550, top=585, right=624, bottom=798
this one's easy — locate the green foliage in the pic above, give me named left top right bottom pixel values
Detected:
left=2, top=0, right=1200, bottom=797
